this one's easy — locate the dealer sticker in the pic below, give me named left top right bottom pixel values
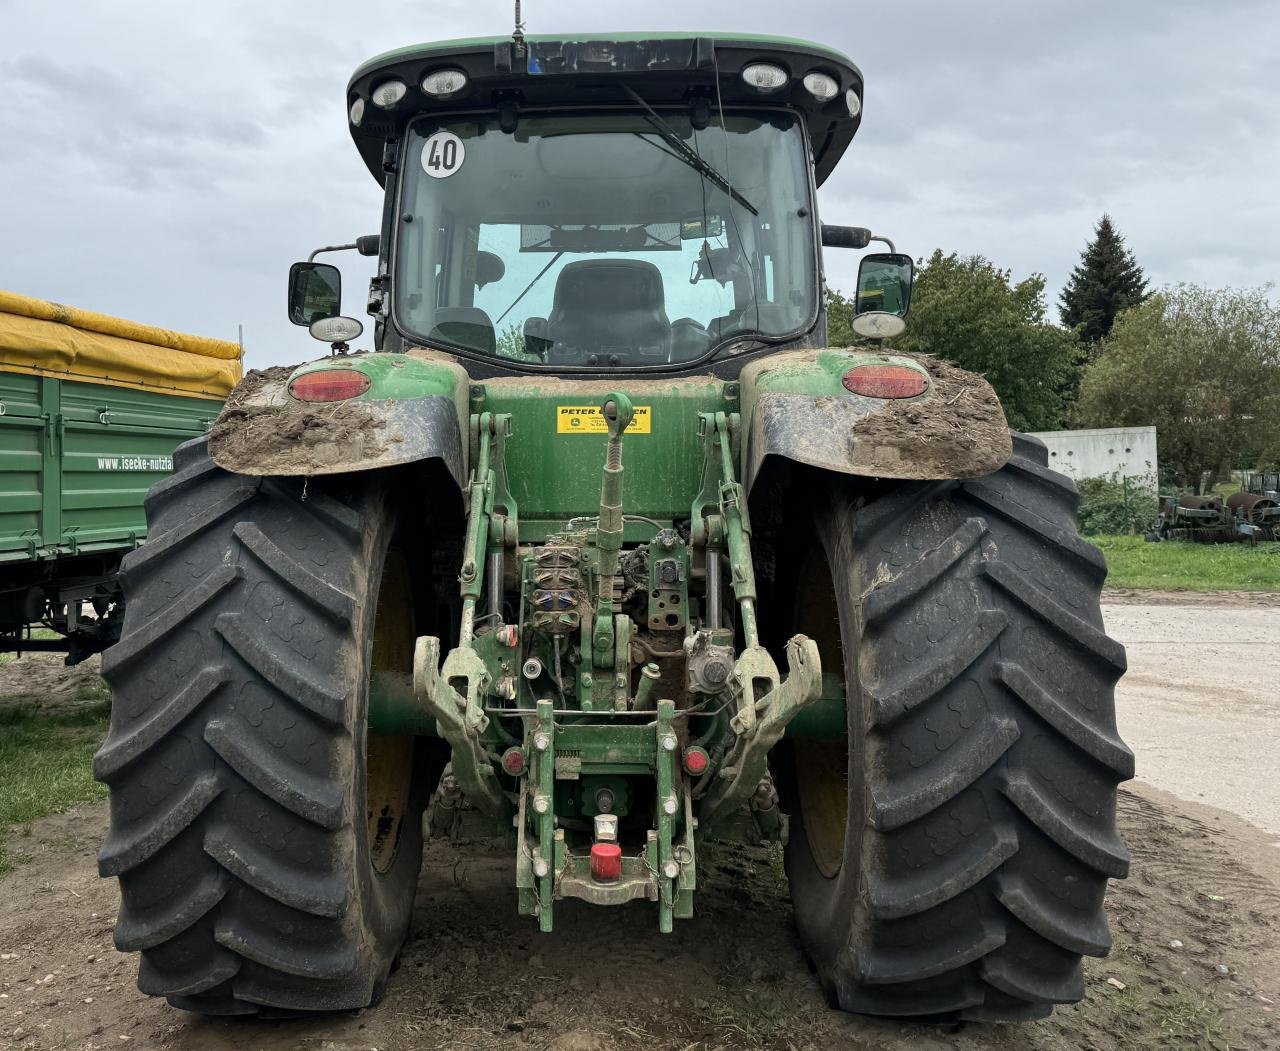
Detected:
left=557, top=406, right=651, bottom=434
left=96, top=455, right=174, bottom=472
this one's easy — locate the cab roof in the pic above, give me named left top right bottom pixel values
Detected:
left=346, top=32, right=863, bottom=187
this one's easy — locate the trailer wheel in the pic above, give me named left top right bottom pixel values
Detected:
left=95, top=437, right=442, bottom=1015
left=782, top=434, right=1133, bottom=1022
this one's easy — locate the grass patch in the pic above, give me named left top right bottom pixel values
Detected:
left=1156, top=991, right=1231, bottom=1049
left=0, top=696, right=110, bottom=875
left=1096, top=535, right=1280, bottom=591
left=702, top=989, right=809, bottom=1046
left=763, top=842, right=789, bottom=899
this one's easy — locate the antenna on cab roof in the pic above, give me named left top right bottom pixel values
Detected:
left=512, top=0, right=527, bottom=55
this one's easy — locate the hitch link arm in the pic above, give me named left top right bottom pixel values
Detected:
left=693, top=415, right=824, bottom=830
left=409, top=412, right=517, bottom=820
left=698, top=634, right=822, bottom=830
left=592, top=393, right=634, bottom=676
left=412, top=636, right=508, bottom=817
left=713, top=411, right=761, bottom=648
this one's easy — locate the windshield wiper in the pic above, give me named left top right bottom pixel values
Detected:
left=621, top=85, right=758, bottom=216
left=495, top=250, right=563, bottom=327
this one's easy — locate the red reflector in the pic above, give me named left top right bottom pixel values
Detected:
left=590, top=843, right=623, bottom=882
left=501, top=748, right=526, bottom=777
left=842, top=364, right=927, bottom=399
left=683, top=746, right=710, bottom=776
left=289, top=369, right=371, bottom=403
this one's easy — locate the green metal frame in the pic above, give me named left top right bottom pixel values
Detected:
left=400, top=388, right=829, bottom=933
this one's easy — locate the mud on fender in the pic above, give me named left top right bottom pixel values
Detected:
left=208, top=351, right=469, bottom=485
left=739, top=349, right=1012, bottom=489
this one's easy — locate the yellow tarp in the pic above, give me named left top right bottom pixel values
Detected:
left=0, top=290, right=243, bottom=400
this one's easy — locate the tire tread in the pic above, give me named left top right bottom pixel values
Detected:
left=97, top=437, right=426, bottom=1016
left=788, top=433, right=1131, bottom=1022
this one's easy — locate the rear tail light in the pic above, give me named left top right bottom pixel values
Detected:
left=500, top=748, right=526, bottom=777
left=683, top=746, right=710, bottom=776
left=842, top=364, right=927, bottom=399
left=289, top=370, right=371, bottom=403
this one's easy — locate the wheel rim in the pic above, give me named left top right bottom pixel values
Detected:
left=366, top=547, right=416, bottom=875
left=792, top=542, right=848, bottom=880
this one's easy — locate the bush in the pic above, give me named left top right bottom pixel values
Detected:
left=1076, top=474, right=1159, bottom=536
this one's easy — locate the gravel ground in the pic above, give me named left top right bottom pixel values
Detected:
left=1104, top=592, right=1280, bottom=836
left=1, top=595, right=1278, bottom=1049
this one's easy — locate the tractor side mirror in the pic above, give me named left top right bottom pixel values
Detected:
left=852, top=253, right=914, bottom=340
left=855, top=253, right=913, bottom=317
left=288, top=262, right=342, bottom=326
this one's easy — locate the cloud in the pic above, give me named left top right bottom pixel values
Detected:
left=0, top=0, right=1275, bottom=366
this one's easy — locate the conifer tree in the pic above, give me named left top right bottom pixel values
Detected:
left=1059, top=215, right=1149, bottom=342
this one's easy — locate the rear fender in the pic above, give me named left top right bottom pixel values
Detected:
left=209, top=350, right=469, bottom=486
left=738, top=349, right=1011, bottom=492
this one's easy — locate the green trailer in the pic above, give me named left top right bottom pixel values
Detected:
left=0, top=291, right=241, bottom=661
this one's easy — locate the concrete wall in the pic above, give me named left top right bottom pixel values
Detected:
left=1025, top=426, right=1158, bottom=486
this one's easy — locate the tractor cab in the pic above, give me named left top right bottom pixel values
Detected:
left=293, top=32, right=911, bottom=373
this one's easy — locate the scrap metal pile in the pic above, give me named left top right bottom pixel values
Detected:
left=1150, top=482, right=1280, bottom=543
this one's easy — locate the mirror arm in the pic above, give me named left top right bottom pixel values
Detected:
left=307, top=235, right=381, bottom=262
left=308, top=242, right=357, bottom=262
left=820, top=226, right=898, bottom=254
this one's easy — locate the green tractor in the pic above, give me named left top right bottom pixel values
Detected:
left=95, top=27, right=1132, bottom=1024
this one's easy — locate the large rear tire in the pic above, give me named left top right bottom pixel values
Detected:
left=95, top=437, right=440, bottom=1015
left=781, top=434, right=1133, bottom=1022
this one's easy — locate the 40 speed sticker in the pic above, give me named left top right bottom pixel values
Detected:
left=556, top=405, right=651, bottom=434
left=421, top=131, right=465, bottom=178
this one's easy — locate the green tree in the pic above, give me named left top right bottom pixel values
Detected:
left=826, top=287, right=857, bottom=347
left=887, top=250, right=1078, bottom=431
left=1059, top=215, right=1149, bottom=343
left=1076, top=284, right=1280, bottom=491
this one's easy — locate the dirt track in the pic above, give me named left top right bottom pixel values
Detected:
left=2, top=597, right=1280, bottom=1050
left=1104, top=595, right=1280, bottom=836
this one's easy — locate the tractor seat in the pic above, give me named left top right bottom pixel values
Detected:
left=546, top=259, right=671, bottom=363
left=430, top=307, right=496, bottom=353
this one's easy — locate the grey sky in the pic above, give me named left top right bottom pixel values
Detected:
left=2, top=0, right=1276, bottom=368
